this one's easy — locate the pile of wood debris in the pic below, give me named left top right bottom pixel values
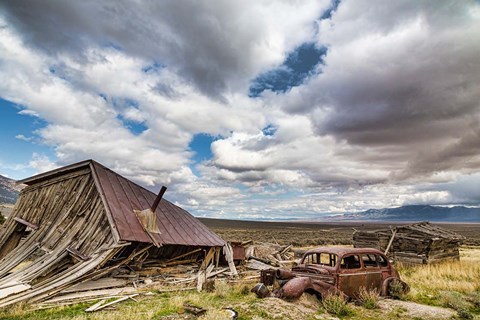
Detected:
left=245, top=243, right=299, bottom=271
left=32, top=241, right=298, bottom=312
left=31, top=244, right=236, bottom=310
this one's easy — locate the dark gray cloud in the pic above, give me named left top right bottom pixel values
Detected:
left=1, top=0, right=479, bottom=216
left=273, top=0, right=480, bottom=181
left=0, top=0, right=325, bottom=100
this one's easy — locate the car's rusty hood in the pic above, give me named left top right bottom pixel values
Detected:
left=292, top=264, right=331, bottom=275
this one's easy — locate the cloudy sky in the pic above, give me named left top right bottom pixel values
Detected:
left=0, top=0, right=479, bottom=220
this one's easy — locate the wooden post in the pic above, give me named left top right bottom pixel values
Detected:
left=151, top=186, right=167, bottom=212
left=384, top=228, right=397, bottom=255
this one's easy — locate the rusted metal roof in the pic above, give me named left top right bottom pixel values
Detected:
left=19, top=160, right=225, bottom=247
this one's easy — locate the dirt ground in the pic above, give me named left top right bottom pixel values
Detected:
left=200, top=295, right=456, bottom=320
left=378, top=299, right=456, bottom=319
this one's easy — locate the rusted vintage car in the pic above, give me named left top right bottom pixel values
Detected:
left=255, top=247, right=409, bottom=300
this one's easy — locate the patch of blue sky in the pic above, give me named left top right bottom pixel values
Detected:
left=116, top=114, right=148, bottom=135
left=0, top=99, right=56, bottom=179
left=321, top=0, right=341, bottom=20
left=188, top=133, right=220, bottom=176
left=106, top=97, right=148, bottom=135
left=99, top=93, right=108, bottom=101
left=249, top=42, right=327, bottom=97
left=189, top=133, right=216, bottom=163
left=262, top=124, right=277, bottom=136
left=113, top=97, right=139, bottom=108
left=142, top=61, right=166, bottom=73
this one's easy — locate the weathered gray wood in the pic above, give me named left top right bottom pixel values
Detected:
left=166, top=248, right=202, bottom=262
left=353, top=222, right=463, bottom=264
left=85, top=293, right=139, bottom=312
left=61, top=278, right=129, bottom=294
left=223, top=243, right=238, bottom=276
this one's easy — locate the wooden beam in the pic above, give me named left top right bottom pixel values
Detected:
left=66, top=247, right=91, bottom=261
left=384, top=228, right=397, bottom=255
left=13, top=217, right=38, bottom=230
left=166, top=248, right=202, bottom=262
left=85, top=294, right=139, bottom=312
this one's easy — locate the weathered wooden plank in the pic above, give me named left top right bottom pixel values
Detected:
left=223, top=243, right=238, bottom=276
left=85, top=293, right=139, bottom=312
left=0, top=281, right=31, bottom=299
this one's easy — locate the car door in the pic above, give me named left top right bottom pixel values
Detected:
left=337, top=254, right=363, bottom=297
left=362, top=253, right=382, bottom=292
left=377, top=253, right=392, bottom=281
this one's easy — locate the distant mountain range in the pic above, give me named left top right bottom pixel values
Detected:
left=1, top=176, right=479, bottom=222
left=328, top=205, right=480, bottom=223
left=0, top=175, right=21, bottom=204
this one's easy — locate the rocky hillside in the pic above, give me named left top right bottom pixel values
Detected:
left=0, top=174, right=20, bottom=204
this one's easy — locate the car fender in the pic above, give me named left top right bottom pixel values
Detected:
left=277, top=277, right=342, bottom=300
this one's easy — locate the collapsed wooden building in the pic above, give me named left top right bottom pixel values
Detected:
left=0, top=160, right=226, bottom=308
left=353, top=222, right=464, bottom=264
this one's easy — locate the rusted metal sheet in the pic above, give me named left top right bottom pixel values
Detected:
left=230, top=242, right=246, bottom=261
left=279, top=277, right=314, bottom=299
left=90, top=161, right=225, bottom=247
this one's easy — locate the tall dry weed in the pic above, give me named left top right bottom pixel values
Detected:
left=400, top=259, right=480, bottom=293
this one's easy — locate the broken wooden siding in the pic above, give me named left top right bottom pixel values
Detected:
left=353, top=222, right=464, bottom=264
left=0, top=159, right=226, bottom=308
left=0, top=169, right=121, bottom=307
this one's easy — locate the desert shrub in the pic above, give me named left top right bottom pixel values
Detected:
left=240, top=284, right=251, bottom=295
left=389, top=279, right=406, bottom=299
left=0, top=211, right=5, bottom=225
left=321, top=294, right=352, bottom=317
left=456, top=308, right=474, bottom=320
left=466, top=291, right=480, bottom=308
left=357, top=287, right=380, bottom=309
left=438, top=291, right=475, bottom=319
left=440, top=291, right=469, bottom=311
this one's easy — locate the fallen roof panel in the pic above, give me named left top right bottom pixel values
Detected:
left=90, top=161, right=225, bottom=247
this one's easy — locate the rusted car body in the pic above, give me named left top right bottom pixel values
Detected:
left=258, top=247, right=409, bottom=300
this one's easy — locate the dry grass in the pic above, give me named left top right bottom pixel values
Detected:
left=214, top=279, right=230, bottom=298
left=1, top=244, right=479, bottom=319
left=321, top=293, right=352, bottom=317
left=400, top=249, right=480, bottom=294
left=357, top=287, right=380, bottom=309
left=201, top=219, right=480, bottom=247
left=397, top=246, right=480, bottom=320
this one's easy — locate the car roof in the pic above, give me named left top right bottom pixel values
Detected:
left=303, top=247, right=385, bottom=257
